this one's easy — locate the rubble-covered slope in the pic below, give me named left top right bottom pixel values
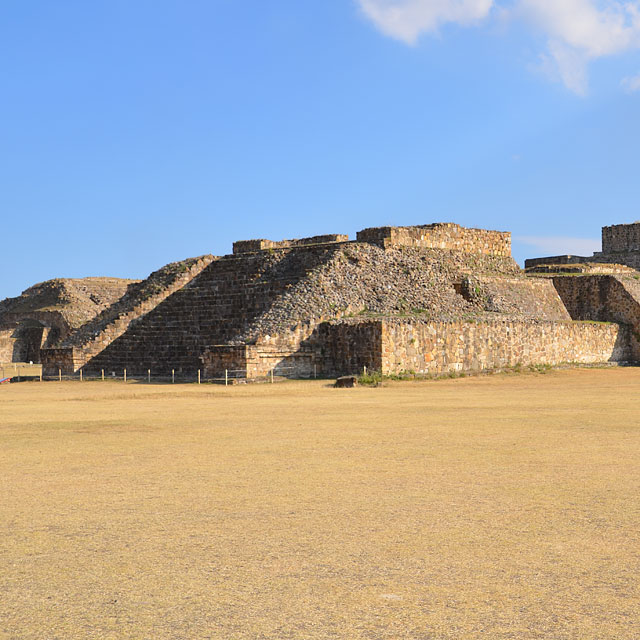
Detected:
left=81, top=241, right=570, bottom=373
left=237, top=243, right=567, bottom=344
left=0, top=277, right=138, bottom=330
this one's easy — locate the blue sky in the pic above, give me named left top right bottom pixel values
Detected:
left=3, top=0, right=640, bottom=298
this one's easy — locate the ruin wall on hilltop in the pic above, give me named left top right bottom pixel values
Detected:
left=524, top=255, right=591, bottom=269
left=525, top=223, right=640, bottom=271
left=584, top=223, right=640, bottom=269
left=233, top=234, right=349, bottom=254
left=602, top=223, right=640, bottom=253
left=356, top=223, right=511, bottom=257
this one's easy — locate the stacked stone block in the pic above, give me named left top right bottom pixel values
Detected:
left=356, top=223, right=511, bottom=257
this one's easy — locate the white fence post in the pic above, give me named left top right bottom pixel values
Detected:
left=148, top=369, right=151, bottom=384
left=198, top=369, right=201, bottom=384
left=225, top=369, right=228, bottom=387
left=124, top=369, right=127, bottom=383
left=172, top=369, right=175, bottom=384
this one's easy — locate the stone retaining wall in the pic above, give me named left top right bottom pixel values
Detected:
left=591, top=251, right=640, bottom=269
left=356, top=223, right=511, bottom=257
left=201, top=320, right=383, bottom=379
left=203, top=316, right=628, bottom=380
left=381, top=319, right=629, bottom=375
left=526, top=263, right=635, bottom=275
left=313, top=321, right=383, bottom=376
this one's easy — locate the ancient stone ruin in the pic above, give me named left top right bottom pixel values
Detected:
left=2, top=221, right=640, bottom=379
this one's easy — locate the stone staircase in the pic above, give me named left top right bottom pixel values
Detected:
left=81, top=247, right=334, bottom=375
left=41, top=255, right=215, bottom=374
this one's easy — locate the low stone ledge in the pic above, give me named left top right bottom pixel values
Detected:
left=233, top=234, right=348, bottom=254
left=526, top=263, right=635, bottom=275
left=524, top=255, right=590, bottom=269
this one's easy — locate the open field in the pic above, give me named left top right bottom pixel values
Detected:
left=1, top=370, right=640, bottom=639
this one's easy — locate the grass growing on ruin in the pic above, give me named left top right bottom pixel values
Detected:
left=2, top=370, right=640, bottom=639
left=357, top=362, right=559, bottom=385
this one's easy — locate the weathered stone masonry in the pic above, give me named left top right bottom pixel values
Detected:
left=201, top=317, right=629, bottom=379
left=357, top=223, right=511, bottom=256
left=602, top=223, right=640, bottom=253
left=551, top=275, right=640, bottom=361
left=4, top=220, right=640, bottom=379
left=40, top=255, right=214, bottom=375
left=380, top=319, right=628, bottom=374
left=0, top=277, right=136, bottom=366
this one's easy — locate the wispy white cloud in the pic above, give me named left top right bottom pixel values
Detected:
left=535, top=40, right=590, bottom=96
left=518, top=0, right=640, bottom=95
left=515, top=235, right=601, bottom=256
left=622, top=73, right=640, bottom=92
left=357, top=0, right=640, bottom=94
left=358, top=0, right=494, bottom=44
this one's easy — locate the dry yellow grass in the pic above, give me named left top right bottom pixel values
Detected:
left=1, top=369, right=640, bottom=639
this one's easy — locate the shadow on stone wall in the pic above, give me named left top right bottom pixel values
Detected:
left=80, top=246, right=343, bottom=376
